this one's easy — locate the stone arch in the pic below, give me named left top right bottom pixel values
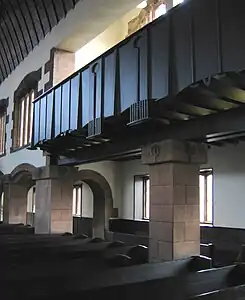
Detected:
left=14, top=69, right=42, bottom=101
left=10, top=163, right=37, bottom=184
left=5, top=163, right=37, bottom=225
left=74, top=169, right=114, bottom=239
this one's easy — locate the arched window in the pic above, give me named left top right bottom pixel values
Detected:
left=18, top=90, right=35, bottom=147
left=12, top=69, right=41, bottom=150
left=0, top=98, right=8, bottom=156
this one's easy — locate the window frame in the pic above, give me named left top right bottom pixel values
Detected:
left=14, top=89, right=35, bottom=149
left=73, top=185, right=82, bottom=217
left=134, top=175, right=150, bottom=221
left=12, top=69, right=41, bottom=152
left=199, top=168, right=214, bottom=225
left=0, top=110, right=6, bottom=156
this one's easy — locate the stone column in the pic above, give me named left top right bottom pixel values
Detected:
left=142, top=140, right=207, bottom=262
left=33, top=166, right=74, bottom=234
left=3, top=176, right=28, bottom=224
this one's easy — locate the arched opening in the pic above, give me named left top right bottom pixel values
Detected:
left=7, top=164, right=36, bottom=225
left=73, top=170, right=114, bottom=239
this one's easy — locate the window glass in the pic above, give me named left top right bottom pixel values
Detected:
left=134, top=175, right=150, bottom=220
left=199, top=169, right=213, bottom=224
left=0, top=113, right=6, bottom=155
left=16, top=90, right=35, bottom=148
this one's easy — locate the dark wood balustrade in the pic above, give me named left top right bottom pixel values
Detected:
left=31, top=0, right=245, bottom=159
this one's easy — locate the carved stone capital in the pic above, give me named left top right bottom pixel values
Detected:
left=142, top=140, right=207, bottom=165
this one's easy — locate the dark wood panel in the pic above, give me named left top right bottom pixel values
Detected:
left=70, top=74, right=80, bottom=131
left=104, top=50, right=116, bottom=118
left=172, top=2, right=192, bottom=93
left=33, top=100, right=40, bottom=145
left=192, top=0, right=220, bottom=81
left=46, top=91, right=54, bottom=140
left=90, top=59, right=103, bottom=120
left=119, top=31, right=148, bottom=112
left=81, top=68, right=90, bottom=127
left=54, top=86, right=62, bottom=137
left=150, top=17, right=169, bottom=100
left=39, top=95, right=47, bottom=141
left=61, top=81, right=70, bottom=133
left=220, top=0, right=245, bottom=72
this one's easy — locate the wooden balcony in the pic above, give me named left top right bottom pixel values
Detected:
left=31, top=0, right=245, bottom=160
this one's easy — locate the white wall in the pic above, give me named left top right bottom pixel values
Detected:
left=0, top=0, right=142, bottom=175
left=77, top=161, right=122, bottom=212
left=204, top=142, right=245, bottom=229
left=120, top=160, right=149, bottom=219
left=82, top=183, right=93, bottom=218
left=75, top=8, right=141, bottom=69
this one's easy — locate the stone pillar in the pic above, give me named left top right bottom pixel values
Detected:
left=3, top=177, right=27, bottom=224
left=34, top=166, right=74, bottom=234
left=142, top=140, right=207, bottom=262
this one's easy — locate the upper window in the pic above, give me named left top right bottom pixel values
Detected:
left=16, top=90, right=34, bottom=148
left=0, top=111, right=6, bottom=156
left=12, top=69, right=41, bottom=150
left=134, top=175, right=150, bottom=220
left=199, top=169, right=213, bottom=224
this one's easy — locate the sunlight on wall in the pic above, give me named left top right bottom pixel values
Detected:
left=75, top=7, right=141, bottom=70
left=137, top=1, right=147, bottom=9
left=173, top=0, right=184, bottom=7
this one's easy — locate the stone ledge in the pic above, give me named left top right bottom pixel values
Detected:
left=142, top=140, right=207, bottom=165
left=33, top=165, right=76, bottom=180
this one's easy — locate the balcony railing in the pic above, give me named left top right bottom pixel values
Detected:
left=31, top=0, right=245, bottom=153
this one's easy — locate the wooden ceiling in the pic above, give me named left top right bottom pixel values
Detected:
left=0, top=0, right=80, bottom=84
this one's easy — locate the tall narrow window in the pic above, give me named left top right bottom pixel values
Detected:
left=134, top=175, right=150, bottom=220
left=27, top=186, right=36, bottom=214
left=0, top=192, right=4, bottom=222
left=199, top=169, right=213, bottom=224
left=73, top=186, right=82, bottom=217
left=16, top=90, right=34, bottom=148
left=0, top=112, right=6, bottom=155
